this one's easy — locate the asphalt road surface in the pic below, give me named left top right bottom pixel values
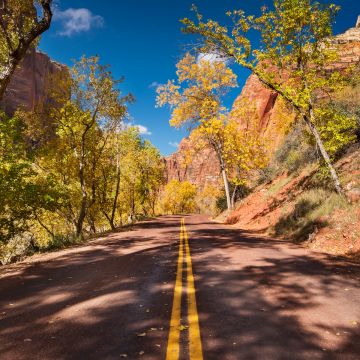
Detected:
left=1, top=215, right=360, bottom=359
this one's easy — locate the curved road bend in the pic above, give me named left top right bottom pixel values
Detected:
left=0, top=215, right=360, bottom=359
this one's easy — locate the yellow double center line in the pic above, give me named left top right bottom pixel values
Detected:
left=166, top=218, right=203, bottom=360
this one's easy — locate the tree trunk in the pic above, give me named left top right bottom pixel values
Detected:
left=0, top=60, right=16, bottom=100
left=213, top=143, right=232, bottom=211
left=221, top=167, right=232, bottom=211
left=76, top=159, right=87, bottom=238
left=110, top=152, right=121, bottom=229
left=303, top=114, right=344, bottom=196
left=231, top=185, right=238, bottom=209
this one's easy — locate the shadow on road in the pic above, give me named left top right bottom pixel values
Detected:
left=0, top=216, right=182, bottom=359
left=0, top=215, right=359, bottom=359
left=186, top=217, right=360, bottom=360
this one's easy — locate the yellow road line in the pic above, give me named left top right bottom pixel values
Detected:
left=166, top=218, right=203, bottom=360
left=166, top=219, right=184, bottom=360
left=183, top=220, right=203, bottom=360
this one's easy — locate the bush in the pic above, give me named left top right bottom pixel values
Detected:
left=0, top=234, right=32, bottom=265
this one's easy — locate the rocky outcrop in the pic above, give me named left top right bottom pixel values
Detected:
left=230, top=75, right=294, bottom=154
left=1, top=48, right=67, bottom=116
left=164, top=138, right=220, bottom=189
left=165, top=23, right=360, bottom=189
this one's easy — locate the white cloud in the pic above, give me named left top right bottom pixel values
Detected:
left=197, top=52, right=228, bottom=64
left=168, top=141, right=179, bottom=148
left=135, top=125, right=152, bottom=136
left=54, top=8, right=104, bottom=36
left=118, top=122, right=152, bottom=136
left=148, top=81, right=161, bottom=89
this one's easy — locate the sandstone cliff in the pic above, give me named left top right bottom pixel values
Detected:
left=165, top=138, right=220, bottom=188
left=165, top=23, right=360, bottom=189
left=1, top=47, right=66, bottom=116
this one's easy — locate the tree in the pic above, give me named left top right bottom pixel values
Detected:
left=96, top=127, right=164, bottom=229
left=161, top=180, right=197, bottom=214
left=196, top=184, right=222, bottom=216
left=0, top=0, right=53, bottom=99
left=181, top=0, right=353, bottom=195
left=0, top=113, right=59, bottom=244
left=47, top=56, right=131, bottom=237
left=157, top=53, right=238, bottom=210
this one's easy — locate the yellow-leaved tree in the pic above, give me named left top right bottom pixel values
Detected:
left=181, top=0, right=358, bottom=196
left=161, top=179, right=197, bottom=214
left=157, top=53, right=267, bottom=210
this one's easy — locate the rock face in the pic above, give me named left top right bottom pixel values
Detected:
left=164, top=138, right=220, bottom=189
left=1, top=48, right=66, bottom=116
left=165, top=23, right=360, bottom=189
left=230, top=74, right=294, bottom=154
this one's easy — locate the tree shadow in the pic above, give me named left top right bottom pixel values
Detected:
left=1, top=215, right=359, bottom=359
left=187, top=219, right=360, bottom=359
left=0, top=216, right=183, bottom=359
left=273, top=199, right=329, bottom=243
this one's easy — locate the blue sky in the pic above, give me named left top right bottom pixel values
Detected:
left=40, top=0, right=360, bottom=156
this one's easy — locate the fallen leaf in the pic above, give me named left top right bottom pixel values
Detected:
left=24, top=338, right=32, bottom=342
left=120, top=354, right=128, bottom=358
left=178, top=325, right=188, bottom=331
left=146, top=309, right=150, bottom=313
left=139, top=351, right=145, bottom=355
left=137, top=333, right=146, bottom=337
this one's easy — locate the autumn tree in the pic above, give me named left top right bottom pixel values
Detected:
left=157, top=53, right=238, bottom=210
left=0, top=0, right=53, bottom=99
left=98, top=127, right=164, bottom=229
left=196, top=184, right=222, bottom=216
left=181, top=0, right=355, bottom=196
left=46, top=56, right=131, bottom=237
left=161, top=179, right=197, bottom=214
left=0, top=113, right=59, bottom=244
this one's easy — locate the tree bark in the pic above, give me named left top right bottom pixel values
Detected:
left=303, top=113, right=344, bottom=196
left=231, top=185, right=238, bottom=209
left=110, top=150, right=121, bottom=229
left=214, top=145, right=232, bottom=211
left=76, top=158, right=87, bottom=238
left=221, top=167, right=232, bottom=210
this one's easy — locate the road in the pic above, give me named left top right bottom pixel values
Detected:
left=0, top=215, right=360, bottom=359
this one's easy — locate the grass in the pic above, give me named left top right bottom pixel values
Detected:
left=273, top=188, right=348, bottom=242
left=267, top=176, right=293, bottom=197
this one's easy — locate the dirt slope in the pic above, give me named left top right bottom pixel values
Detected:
left=225, top=145, right=360, bottom=260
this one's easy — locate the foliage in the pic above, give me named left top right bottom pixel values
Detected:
left=196, top=184, right=222, bottom=216
left=0, top=113, right=60, bottom=244
left=0, top=0, right=53, bottom=98
left=160, top=180, right=197, bottom=214
left=181, top=0, right=355, bottom=195
left=0, top=56, right=165, bottom=263
left=314, top=107, right=357, bottom=158
left=157, top=53, right=267, bottom=209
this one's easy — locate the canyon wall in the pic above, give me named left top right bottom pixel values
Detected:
left=1, top=48, right=66, bottom=116
left=165, top=23, right=360, bottom=189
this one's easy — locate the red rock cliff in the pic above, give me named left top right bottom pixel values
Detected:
left=1, top=47, right=66, bottom=116
left=164, top=138, right=220, bottom=189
